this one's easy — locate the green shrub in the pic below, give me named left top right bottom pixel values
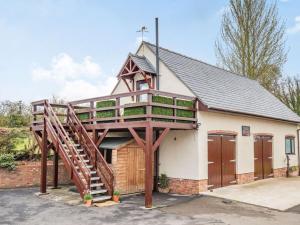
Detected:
left=0, top=153, right=16, bottom=170
left=176, top=109, right=194, bottom=118
left=158, top=174, right=169, bottom=189
left=113, top=190, right=120, bottom=196
left=176, top=99, right=194, bottom=107
left=77, top=113, right=89, bottom=120
left=152, top=96, right=173, bottom=105
left=96, top=100, right=116, bottom=108
left=83, top=193, right=93, bottom=201
left=124, top=107, right=146, bottom=116
left=176, top=99, right=194, bottom=119
left=152, top=106, right=173, bottom=116
left=152, top=96, right=174, bottom=122
left=96, top=100, right=116, bottom=118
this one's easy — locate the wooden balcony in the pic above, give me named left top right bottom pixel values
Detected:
left=70, top=89, right=198, bottom=131
left=31, top=89, right=198, bottom=208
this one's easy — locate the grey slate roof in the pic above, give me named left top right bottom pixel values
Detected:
left=144, top=42, right=300, bottom=123
left=130, top=53, right=156, bottom=74
left=99, top=137, right=132, bottom=150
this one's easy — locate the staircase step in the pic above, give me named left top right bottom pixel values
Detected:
left=91, top=177, right=100, bottom=181
left=90, top=171, right=97, bottom=175
left=75, top=165, right=93, bottom=169
left=83, top=159, right=89, bottom=163
left=76, top=148, right=84, bottom=152
left=91, top=189, right=107, bottom=195
left=90, top=183, right=103, bottom=188
left=92, top=195, right=111, bottom=203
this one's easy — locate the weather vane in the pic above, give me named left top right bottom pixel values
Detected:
left=136, top=26, right=148, bottom=42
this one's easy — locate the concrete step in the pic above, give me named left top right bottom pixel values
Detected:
left=92, top=195, right=111, bottom=203
left=90, top=183, right=103, bottom=188
left=90, top=171, right=97, bottom=175
left=91, top=177, right=100, bottom=181
left=91, top=189, right=107, bottom=195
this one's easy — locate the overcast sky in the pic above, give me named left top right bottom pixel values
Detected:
left=0, top=0, right=299, bottom=102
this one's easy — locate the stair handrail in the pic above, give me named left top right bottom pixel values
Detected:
left=44, top=117, right=87, bottom=195
left=67, top=104, right=114, bottom=194
left=44, top=100, right=91, bottom=189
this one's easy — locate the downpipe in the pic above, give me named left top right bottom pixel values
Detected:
left=298, top=129, right=300, bottom=176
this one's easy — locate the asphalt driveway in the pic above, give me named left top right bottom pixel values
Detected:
left=1, top=187, right=300, bottom=225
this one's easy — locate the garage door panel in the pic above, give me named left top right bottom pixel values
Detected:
left=208, top=135, right=222, bottom=189
left=222, top=136, right=236, bottom=186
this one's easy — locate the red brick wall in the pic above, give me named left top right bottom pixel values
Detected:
left=168, top=178, right=207, bottom=195
left=0, top=161, right=71, bottom=189
left=237, top=172, right=254, bottom=184
left=273, top=167, right=287, bottom=178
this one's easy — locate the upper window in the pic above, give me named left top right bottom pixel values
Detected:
left=137, top=80, right=150, bottom=102
left=285, top=136, right=295, bottom=155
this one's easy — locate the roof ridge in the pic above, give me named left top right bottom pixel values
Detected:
left=142, top=41, right=258, bottom=83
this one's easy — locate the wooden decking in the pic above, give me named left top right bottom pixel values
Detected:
left=31, top=89, right=198, bottom=208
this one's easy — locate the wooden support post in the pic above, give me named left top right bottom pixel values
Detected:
left=40, top=118, right=48, bottom=193
left=146, top=93, right=152, bottom=121
left=144, top=125, right=153, bottom=208
left=90, top=101, right=94, bottom=125
left=115, top=97, right=120, bottom=123
left=53, top=150, right=59, bottom=189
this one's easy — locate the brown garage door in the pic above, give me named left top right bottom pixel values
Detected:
left=208, top=135, right=236, bottom=189
left=254, top=136, right=273, bottom=180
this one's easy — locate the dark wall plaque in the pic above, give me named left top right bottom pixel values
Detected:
left=242, top=126, right=250, bottom=136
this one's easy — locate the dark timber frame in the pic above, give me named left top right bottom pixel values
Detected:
left=31, top=89, right=198, bottom=208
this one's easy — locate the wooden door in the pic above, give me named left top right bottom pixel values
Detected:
left=254, top=136, right=273, bottom=180
left=262, top=137, right=273, bottom=178
left=208, top=135, right=222, bottom=188
left=208, top=135, right=236, bottom=189
left=254, top=137, right=263, bottom=180
left=222, top=135, right=236, bottom=186
left=126, top=146, right=145, bottom=193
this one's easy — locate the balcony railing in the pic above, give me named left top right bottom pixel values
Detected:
left=70, top=90, right=198, bottom=125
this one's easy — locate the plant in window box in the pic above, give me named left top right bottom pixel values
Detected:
left=288, top=166, right=298, bottom=177
left=83, top=193, right=93, bottom=206
left=158, top=174, right=170, bottom=193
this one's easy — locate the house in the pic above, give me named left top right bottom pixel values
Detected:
left=31, top=41, right=300, bottom=208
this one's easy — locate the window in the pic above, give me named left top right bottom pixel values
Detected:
left=285, top=137, right=295, bottom=154
left=137, top=80, right=150, bottom=102
left=100, top=149, right=112, bottom=164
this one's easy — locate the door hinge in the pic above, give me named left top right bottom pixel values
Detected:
left=229, top=159, right=236, bottom=163
left=208, top=161, right=214, bottom=164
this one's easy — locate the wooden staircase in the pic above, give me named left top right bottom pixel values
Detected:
left=32, top=100, right=114, bottom=203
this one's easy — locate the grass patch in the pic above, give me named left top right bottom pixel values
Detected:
left=77, top=113, right=89, bottom=120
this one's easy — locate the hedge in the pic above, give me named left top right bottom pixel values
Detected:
left=77, top=113, right=89, bottom=120
left=176, top=99, right=194, bottom=119
left=124, top=106, right=146, bottom=116
left=96, top=100, right=116, bottom=118
left=121, top=96, right=194, bottom=122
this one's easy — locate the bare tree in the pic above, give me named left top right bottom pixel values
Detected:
left=277, top=76, right=300, bottom=116
left=215, top=0, right=287, bottom=90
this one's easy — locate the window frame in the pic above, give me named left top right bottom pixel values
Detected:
left=285, top=136, right=295, bottom=155
left=136, top=79, right=150, bottom=102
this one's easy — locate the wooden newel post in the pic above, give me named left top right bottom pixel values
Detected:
left=40, top=116, right=48, bottom=193
left=53, top=150, right=59, bottom=189
left=146, top=93, right=152, bottom=121
left=145, top=125, right=153, bottom=208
